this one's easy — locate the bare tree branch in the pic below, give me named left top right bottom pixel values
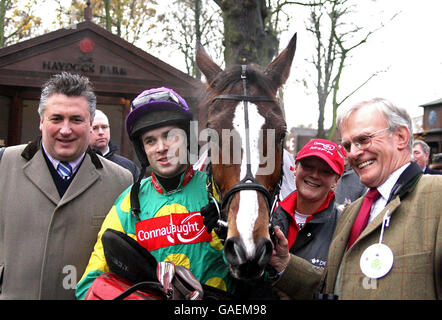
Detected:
left=305, top=0, right=395, bottom=138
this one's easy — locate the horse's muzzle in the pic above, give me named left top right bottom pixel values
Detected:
left=224, top=237, right=273, bottom=280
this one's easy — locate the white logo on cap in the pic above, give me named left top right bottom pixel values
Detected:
left=313, top=141, right=335, bottom=151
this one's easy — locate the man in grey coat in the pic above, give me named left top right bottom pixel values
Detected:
left=0, top=72, right=133, bottom=299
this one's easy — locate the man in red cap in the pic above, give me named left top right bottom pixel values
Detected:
left=271, top=139, right=345, bottom=276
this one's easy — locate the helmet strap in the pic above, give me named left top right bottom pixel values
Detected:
left=130, top=163, right=148, bottom=221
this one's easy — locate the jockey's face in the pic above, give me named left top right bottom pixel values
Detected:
left=141, top=125, right=188, bottom=178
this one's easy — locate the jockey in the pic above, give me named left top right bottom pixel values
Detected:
left=76, top=87, right=235, bottom=299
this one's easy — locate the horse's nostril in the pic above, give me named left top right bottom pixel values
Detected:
left=224, top=237, right=247, bottom=266
left=224, top=237, right=272, bottom=280
left=225, top=237, right=273, bottom=272
left=254, top=238, right=273, bottom=267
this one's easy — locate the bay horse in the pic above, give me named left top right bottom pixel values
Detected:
left=196, top=33, right=297, bottom=280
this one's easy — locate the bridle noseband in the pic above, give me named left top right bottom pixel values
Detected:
left=206, top=65, right=283, bottom=232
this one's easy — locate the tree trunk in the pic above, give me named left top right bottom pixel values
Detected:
left=0, top=0, right=7, bottom=47
left=317, top=95, right=326, bottom=138
left=193, top=0, right=202, bottom=79
left=104, top=0, right=111, bottom=31
left=216, top=0, right=278, bottom=66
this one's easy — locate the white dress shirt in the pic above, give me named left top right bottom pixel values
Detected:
left=368, top=162, right=410, bottom=224
left=41, top=143, right=85, bottom=178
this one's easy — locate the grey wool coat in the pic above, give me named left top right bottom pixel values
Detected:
left=0, top=139, right=133, bottom=299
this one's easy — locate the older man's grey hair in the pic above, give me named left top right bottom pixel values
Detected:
left=337, top=97, right=413, bottom=150
left=38, top=72, right=96, bottom=119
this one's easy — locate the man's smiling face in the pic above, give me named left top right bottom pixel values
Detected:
left=340, top=107, right=397, bottom=188
left=40, top=93, right=92, bottom=162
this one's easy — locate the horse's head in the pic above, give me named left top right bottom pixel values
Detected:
left=196, top=34, right=297, bottom=280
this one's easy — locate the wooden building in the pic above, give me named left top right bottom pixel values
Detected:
left=0, top=16, right=201, bottom=160
left=417, top=98, right=442, bottom=157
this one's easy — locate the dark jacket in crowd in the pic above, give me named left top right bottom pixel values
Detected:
left=272, top=191, right=339, bottom=269
left=94, top=141, right=140, bottom=182
left=335, top=168, right=367, bottom=208
left=424, top=166, right=442, bottom=175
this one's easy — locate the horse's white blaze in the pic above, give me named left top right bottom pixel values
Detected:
left=232, top=102, right=264, bottom=258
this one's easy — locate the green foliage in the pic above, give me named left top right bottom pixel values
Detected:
left=0, top=0, right=42, bottom=47
left=152, top=0, right=224, bottom=78
left=54, top=0, right=159, bottom=45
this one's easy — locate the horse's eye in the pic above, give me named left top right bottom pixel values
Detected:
left=210, top=79, right=218, bottom=89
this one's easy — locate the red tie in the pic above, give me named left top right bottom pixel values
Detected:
left=347, top=188, right=381, bottom=249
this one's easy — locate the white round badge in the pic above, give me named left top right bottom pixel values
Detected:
left=360, top=243, right=394, bottom=279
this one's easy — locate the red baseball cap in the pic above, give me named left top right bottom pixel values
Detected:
left=295, top=138, right=346, bottom=176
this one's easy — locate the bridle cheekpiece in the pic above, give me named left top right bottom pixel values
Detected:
left=206, top=65, right=282, bottom=235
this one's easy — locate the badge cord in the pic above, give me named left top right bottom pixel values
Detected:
left=378, top=210, right=391, bottom=245
left=359, top=209, right=394, bottom=279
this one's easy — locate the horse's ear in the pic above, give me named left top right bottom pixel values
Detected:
left=265, top=33, right=297, bottom=90
left=196, top=43, right=222, bottom=85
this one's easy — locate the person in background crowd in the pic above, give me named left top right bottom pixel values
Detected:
left=278, top=150, right=297, bottom=200
left=0, top=72, right=132, bottom=299
left=412, top=139, right=442, bottom=175
left=272, top=139, right=345, bottom=273
left=90, top=109, right=140, bottom=181
left=76, top=87, right=236, bottom=299
left=270, top=97, right=441, bottom=299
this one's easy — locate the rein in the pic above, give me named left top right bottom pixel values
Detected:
left=206, top=65, right=283, bottom=233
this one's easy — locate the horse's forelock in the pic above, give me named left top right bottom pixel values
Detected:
left=200, top=64, right=285, bottom=127
left=211, top=64, right=276, bottom=97
left=199, top=61, right=287, bottom=179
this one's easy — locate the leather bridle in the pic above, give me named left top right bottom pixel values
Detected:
left=206, top=65, right=283, bottom=231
